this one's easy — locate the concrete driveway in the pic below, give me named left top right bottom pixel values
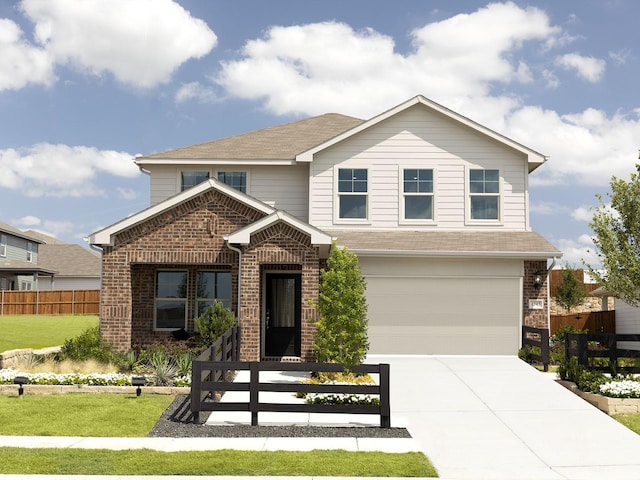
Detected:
left=367, top=355, right=640, bottom=480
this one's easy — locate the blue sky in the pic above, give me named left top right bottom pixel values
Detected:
left=1, top=0, right=639, bottom=268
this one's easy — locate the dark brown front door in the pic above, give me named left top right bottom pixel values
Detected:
left=264, top=273, right=301, bottom=358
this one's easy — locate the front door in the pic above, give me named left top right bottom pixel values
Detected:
left=264, top=273, right=301, bottom=358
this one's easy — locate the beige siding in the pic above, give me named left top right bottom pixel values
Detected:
left=614, top=299, right=640, bottom=351
left=310, top=104, right=529, bottom=230
left=147, top=164, right=309, bottom=220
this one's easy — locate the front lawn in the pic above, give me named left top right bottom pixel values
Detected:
left=0, top=315, right=98, bottom=351
left=614, top=414, right=640, bottom=435
left=0, top=393, right=173, bottom=436
left=0, top=448, right=437, bottom=477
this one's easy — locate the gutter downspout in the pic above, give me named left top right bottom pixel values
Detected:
left=225, top=241, right=243, bottom=322
left=86, top=239, right=104, bottom=329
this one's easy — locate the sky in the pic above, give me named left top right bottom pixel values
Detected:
left=1, top=0, right=639, bottom=269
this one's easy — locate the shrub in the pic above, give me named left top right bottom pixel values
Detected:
left=59, top=326, right=113, bottom=364
left=194, top=301, right=237, bottom=347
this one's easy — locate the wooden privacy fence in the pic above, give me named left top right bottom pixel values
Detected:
left=0, top=289, right=99, bottom=315
left=191, top=354, right=391, bottom=427
left=550, top=310, right=615, bottom=336
left=565, top=333, right=640, bottom=374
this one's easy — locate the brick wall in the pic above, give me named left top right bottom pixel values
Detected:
left=100, top=187, right=322, bottom=359
left=523, top=259, right=549, bottom=329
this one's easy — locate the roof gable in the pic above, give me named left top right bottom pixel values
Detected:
left=89, top=178, right=275, bottom=246
left=296, top=95, right=547, bottom=172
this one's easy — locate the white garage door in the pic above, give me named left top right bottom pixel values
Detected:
left=364, top=260, right=522, bottom=355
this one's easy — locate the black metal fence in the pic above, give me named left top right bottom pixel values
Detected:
left=565, top=333, right=640, bottom=374
left=522, top=325, right=550, bottom=371
left=190, top=360, right=391, bottom=428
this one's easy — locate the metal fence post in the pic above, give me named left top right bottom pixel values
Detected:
left=191, top=359, right=203, bottom=424
left=250, top=362, right=259, bottom=426
left=379, top=363, right=391, bottom=428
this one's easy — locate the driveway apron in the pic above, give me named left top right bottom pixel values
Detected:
left=367, top=355, right=640, bottom=480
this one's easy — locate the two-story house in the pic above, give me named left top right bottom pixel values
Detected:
left=88, top=95, right=561, bottom=359
left=0, top=221, right=57, bottom=290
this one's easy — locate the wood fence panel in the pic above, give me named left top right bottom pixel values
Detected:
left=550, top=310, right=616, bottom=336
left=0, top=290, right=99, bottom=315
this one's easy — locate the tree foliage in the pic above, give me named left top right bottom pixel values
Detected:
left=588, top=164, right=640, bottom=306
left=194, top=301, right=236, bottom=347
left=313, top=244, right=369, bottom=370
left=553, top=264, right=587, bottom=313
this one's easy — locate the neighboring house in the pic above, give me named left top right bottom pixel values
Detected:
left=89, top=95, right=562, bottom=359
left=25, top=231, right=101, bottom=290
left=593, top=287, right=639, bottom=351
left=0, top=221, right=55, bottom=290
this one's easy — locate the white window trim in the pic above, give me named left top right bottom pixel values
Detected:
left=215, top=169, right=250, bottom=194
left=26, top=242, right=33, bottom=263
left=154, top=269, right=188, bottom=331
left=465, top=167, right=503, bottom=225
left=0, top=234, right=6, bottom=257
left=399, top=166, right=437, bottom=226
left=333, top=166, right=370, bottom=225
left=177, top=169, right=211, bottom=192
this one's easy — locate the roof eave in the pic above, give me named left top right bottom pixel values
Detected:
left=348, top=249, right=563, bottom=259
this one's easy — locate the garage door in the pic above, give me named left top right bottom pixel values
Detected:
left=366, top=275, right=521, bottom=355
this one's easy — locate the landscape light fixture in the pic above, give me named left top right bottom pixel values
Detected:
left=13, top=376, right=28, bottom=398
left=131, top=376, right=145, bottom=397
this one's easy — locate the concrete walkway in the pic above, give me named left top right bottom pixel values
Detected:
left=368, top=355, right=640, bottom=480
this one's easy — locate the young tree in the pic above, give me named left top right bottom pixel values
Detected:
left=313, top=244, right=369, bottom=370
left=553, top=265, right=587, bottom=313
left=588, top=164, right=640, bottom=306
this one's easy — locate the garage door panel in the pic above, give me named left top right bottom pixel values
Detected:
left=366, top=275, right=521, bottom=355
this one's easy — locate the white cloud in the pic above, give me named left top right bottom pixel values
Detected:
left=0, top=18, right=54, bottom=90
left=609, top=49, right=631, bottom=66
left=116, top=187, right=139, bottom=201
left=555, top=234, right=599, bottom=268
left=175, top=81, right=218, bottom=103
left=571, top=206, right=594, bottom=222
left=542, top=69, right=559, bottom=89
left=530, top=201, right=569, bottom=216
left=216, top=2, right=560, bottom=118
left=0, top=143, right=139, bottom=197
left=17, top=0, right=217, bottom=89
left=13, top=215, right=41, bottom=227
left=554, top=53, right=606, bottom=82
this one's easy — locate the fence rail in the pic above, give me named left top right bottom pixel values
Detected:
left=565, top=333, right=640, bottom=374
left=190, top=360, right=391, bottom=428
left=0, top=289, right=100, bottom=315
left=550, top=310, right=615, bottom=336
left=522, top=325, right=550, bottom=371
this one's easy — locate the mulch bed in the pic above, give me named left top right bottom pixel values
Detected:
left=148, top=394, right=411, bottom=438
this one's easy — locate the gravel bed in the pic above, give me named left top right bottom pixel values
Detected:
left=148, top=395, right=411, bottom=438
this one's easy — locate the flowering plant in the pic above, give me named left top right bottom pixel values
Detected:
left=0, top=368, right=136, bottom=387
left=599, top=379, right=640, bottom=398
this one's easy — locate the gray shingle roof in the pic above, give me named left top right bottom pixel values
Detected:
left=330, top=230, right=561, bottom=258
left=38, top=244, right=101, bottom=277
left=0, top=222, right=45, bottom=243
left=137, top=113, right=364, bottom=161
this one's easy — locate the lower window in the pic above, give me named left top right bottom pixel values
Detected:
left=196, top=271, right=232, bottom=316
left=155, top=271, right=188, bottom=330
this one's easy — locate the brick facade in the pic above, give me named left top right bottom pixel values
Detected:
left=523, top=259, right=549, bottom=329
left=99, top=188, right=322, bottom=359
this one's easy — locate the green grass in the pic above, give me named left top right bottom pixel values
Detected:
left=0, top=448, right=437, bottom=476
left=614, top=413, right=640, bottom=435
left=0, top=394, right=173, bottom=436
left=0, top=314, right=98, bottom=351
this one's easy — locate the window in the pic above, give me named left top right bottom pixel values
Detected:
left=0, top=234, right=6, bottom=257
left=403, top=169, right=433, bottom=220
left=217, top=172, right=246, bottom=193
left=181, top=171, right=210, bottom=191
left=469, top=169, right=500, bottom=220
left=26, top=242, right=33, bottom=263
left=196, top=271, right=232, bottom=316
left=155, top=271, right=188, bottom=330
left=338, top=168, right=368, bottom=219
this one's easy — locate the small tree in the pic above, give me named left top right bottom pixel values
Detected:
left=313, top=244, right=369, bottom=370
left=553, top=265, right=587, bottom=313
left=194, top=300, right=236, bottom=347
left=588, top=164, right=640, bottom=306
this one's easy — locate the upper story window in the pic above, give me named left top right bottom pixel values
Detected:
left=155, top=270, right=188, bottom=330
left=469, top=169, right=500, bottom=220
left=196, top=271, right=232, bottom=316
left=0, top=234, right=6, bottom=257
left=181, top=171, right=210, bottom=191
left=217, top=172, right=246, bottom=193
left=26, top=242, right=33, bottom=263
left=338, top=168, right=368, bottom=220
left=403, top=169, right=434, bottom=221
